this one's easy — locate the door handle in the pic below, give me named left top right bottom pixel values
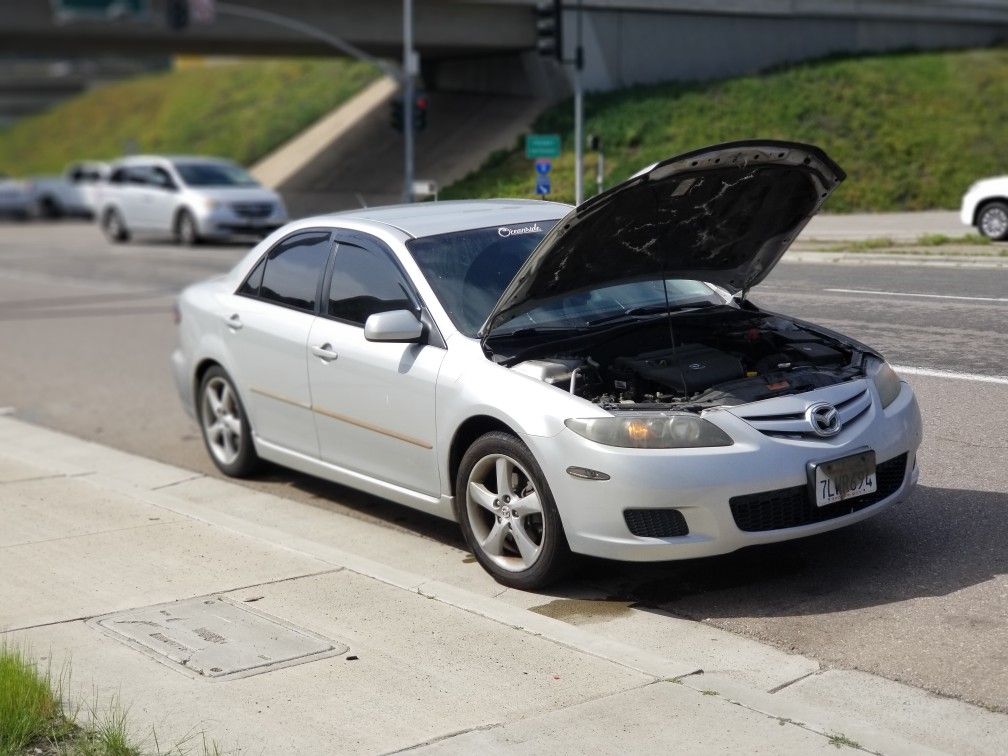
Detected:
left=225, top=313, right=243, bottom=330
left=311, top=343, right=339, bottom=362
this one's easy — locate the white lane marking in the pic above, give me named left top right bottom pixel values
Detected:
left=893, top=366, right=1008, bottom=385
left=825, top=288, right=1008, bottom=303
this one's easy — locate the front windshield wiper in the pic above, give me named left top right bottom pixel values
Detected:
left=587, top=300, right=718, bottom=326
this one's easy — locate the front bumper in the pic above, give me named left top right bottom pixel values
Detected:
left=170, top=348, right=196, bottom=419
left=193, top=206, right=287, bottom=239
left=531, top=380, right=923, bottom=562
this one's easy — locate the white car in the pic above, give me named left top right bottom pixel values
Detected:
left=171, top=141, right=922, bottom=589
left=98, top=155, right=287, bottom=245
left=0, top=174, right=33, bottom=219
left=960, top=176, right=1008, bottom=240
left=31, top=161, right=110, bottom=219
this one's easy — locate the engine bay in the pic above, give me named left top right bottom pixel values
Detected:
left=508, top=308, right=865, bottom=411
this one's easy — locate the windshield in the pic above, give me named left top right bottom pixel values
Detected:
left=406, top=221, right=559, bottom=336
left=491, top=278, right=722, bottom=335
left=173, top=161, right=259, bottom=187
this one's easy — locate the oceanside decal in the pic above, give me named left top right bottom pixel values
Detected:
left=498, top=223, right=543, bottom=238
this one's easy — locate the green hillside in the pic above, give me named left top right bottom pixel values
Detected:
left=444, top=48, right=1008, bottom=211
left=0, top=58, right=379, bottom=175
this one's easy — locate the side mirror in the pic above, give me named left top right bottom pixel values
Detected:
left=364, top=309, right=424, bottom=343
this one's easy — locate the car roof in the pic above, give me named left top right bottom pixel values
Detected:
left=113, top=155, right=235, bottom=166
left=303, top=199, right=572, bottom=239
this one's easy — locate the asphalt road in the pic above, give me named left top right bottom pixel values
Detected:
left=2, top=221, right=1006, bottom=712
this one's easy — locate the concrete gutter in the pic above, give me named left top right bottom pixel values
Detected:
left=1, top=417, right=1004, bottom=754
left=249, top=75, right=399, bottom=191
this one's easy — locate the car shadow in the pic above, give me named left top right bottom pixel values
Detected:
left=541, top=484, right=1008, bottom=619
left=247, top=469, right=1006, bottom=618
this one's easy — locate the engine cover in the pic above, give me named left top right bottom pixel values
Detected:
left=613, top=344, right=744, bottom=396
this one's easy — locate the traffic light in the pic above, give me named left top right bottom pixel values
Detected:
left=536, top=0, right=562, bottom=60
left=166, top=0, right=189, bottom=30
left=390, top=94, right=429, bottom=133
left=414, top=93, right=428, bottom=132
left=390, top=98, right=404, bottom=132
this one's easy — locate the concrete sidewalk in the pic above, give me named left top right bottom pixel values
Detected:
left=1, top=417, right=1004, bottom=754
left=799, top=211, right=964, bottom=242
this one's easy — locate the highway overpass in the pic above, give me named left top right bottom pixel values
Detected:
left=2, top=0, right=1007, bottom=95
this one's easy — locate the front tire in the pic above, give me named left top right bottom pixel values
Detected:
left=977, top=201, right=1008, bottom=241
left=102, top=208, right=130, bottom=243
left=198, top=366, right=259, bottom=477
left=456, top=431, right=572, bottom=590
left=175, top=209, right=201, bottom=246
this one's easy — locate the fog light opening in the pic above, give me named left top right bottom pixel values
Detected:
left=566, top=466, right=610, bottom=481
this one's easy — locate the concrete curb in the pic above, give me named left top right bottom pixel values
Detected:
left=784, top=251, right=1008, bottom=268
left=1, top=417, right=1004, bottom=754
left=250, top=76, right=399, bottom=190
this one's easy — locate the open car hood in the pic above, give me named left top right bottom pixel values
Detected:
left=479, top=140, right=845, bottom=339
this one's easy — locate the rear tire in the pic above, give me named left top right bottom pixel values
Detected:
left=197, top=366, right=259, bottom=478
left=175, top=209, right=201, bottom=246
left=977, top=201, right=1008, bottom=241
left=102, top=208, right=129, bottom=243
left=455, top=431, right=573, bottom=590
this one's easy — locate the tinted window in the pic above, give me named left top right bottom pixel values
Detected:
left=151, top=167, right=175, bottom=190
left=237, top=257, right=266, bottom=297
left=126, top=167, right=153, bottom=186
left=327, top=243, right=413, bottom=326
left=258, top=231, right=331, bottom=312
left=109, top=168, right=127, bottom=184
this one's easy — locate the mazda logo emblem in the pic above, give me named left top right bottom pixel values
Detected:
left=806, top=402, right=841, bottom=437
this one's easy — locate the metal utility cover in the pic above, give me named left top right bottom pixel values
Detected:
left=96, top=596, right=346, bottom=680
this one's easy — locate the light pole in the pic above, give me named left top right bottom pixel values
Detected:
left=572, top=0, right=584, bottom=205
left=402, top=0, right=415, bottom=203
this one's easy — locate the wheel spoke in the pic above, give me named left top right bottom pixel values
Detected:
left=219, top=384, right=234, bottom=414
left=221, top=415, right=241, bottom=436
left=207, top=420, right=225, bottom=439
left=511, top=520, right=540, bottom=564
left=206, top=390, right=222, bottom=417
left=495, top=457, right=512, bottom=497
left=512, top=491, right=541, bottom=516
left=468, top=482, right=497, bottom=512
left=481, top=520, right=509, bottom=556
left=221, top=428, right=236, bottom=458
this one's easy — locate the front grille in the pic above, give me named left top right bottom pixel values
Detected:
left=729, top=453, right=907, bottom=532
left=231, top=202, right=273, bottom=218
left=624, top=508, right=689, bottom=538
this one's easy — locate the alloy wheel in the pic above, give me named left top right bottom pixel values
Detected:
left=465, top=453, right=545, bottom=572
left=201, top=376, right=244, bottom=466
left=980, top=206, right=1008, bottom=239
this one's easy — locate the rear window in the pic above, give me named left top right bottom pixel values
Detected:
left=405, top=221, right=557, bottom=336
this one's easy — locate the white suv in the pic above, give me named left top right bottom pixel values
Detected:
left=98, top=155, right=287, bottom=245
left=960, top=177, right=1008, bottom=240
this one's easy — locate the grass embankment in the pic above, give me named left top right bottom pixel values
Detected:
left=444, top=48, right=1008, bottom=211
left=0, top=58, right=379, bottom=176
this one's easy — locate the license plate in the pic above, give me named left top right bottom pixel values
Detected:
left=809, top=450, right=876, bottom=507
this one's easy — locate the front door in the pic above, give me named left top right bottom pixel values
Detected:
left=224, top=229, right=332, bottom=457
left=307, top=238, right=445, bottom=497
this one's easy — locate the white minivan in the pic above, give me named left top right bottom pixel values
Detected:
left=98, top=155, right=287, bottom=245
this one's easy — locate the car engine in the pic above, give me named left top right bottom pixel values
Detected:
left=509, top=310, right=864, bottom=410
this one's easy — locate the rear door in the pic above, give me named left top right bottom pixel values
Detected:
left=224, top=229, right=333, bottom=457
left=306, top=234, right=445, bottom=496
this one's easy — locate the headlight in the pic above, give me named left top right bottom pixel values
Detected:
left=867, top=358, right=901, bottom=408
left=564, top=414, right=733, bottom=449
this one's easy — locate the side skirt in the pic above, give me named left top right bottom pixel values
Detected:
left=254, top=436, right=455, bottom=522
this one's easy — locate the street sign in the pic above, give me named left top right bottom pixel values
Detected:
left=535, top=159, right=552, bottom=175
left=536, top=176, right=552, bottom=196
left=52, top=0, right=146, bottom=22
left=525, top=134, right=561, bottom=159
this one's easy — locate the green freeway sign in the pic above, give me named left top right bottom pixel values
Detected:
left=525, top=133, right=561, bottom=159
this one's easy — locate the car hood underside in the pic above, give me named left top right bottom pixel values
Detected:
left=480, top=140, right=845, bottom=339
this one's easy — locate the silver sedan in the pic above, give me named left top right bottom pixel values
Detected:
left=171, top=141, right=922, bottom=589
